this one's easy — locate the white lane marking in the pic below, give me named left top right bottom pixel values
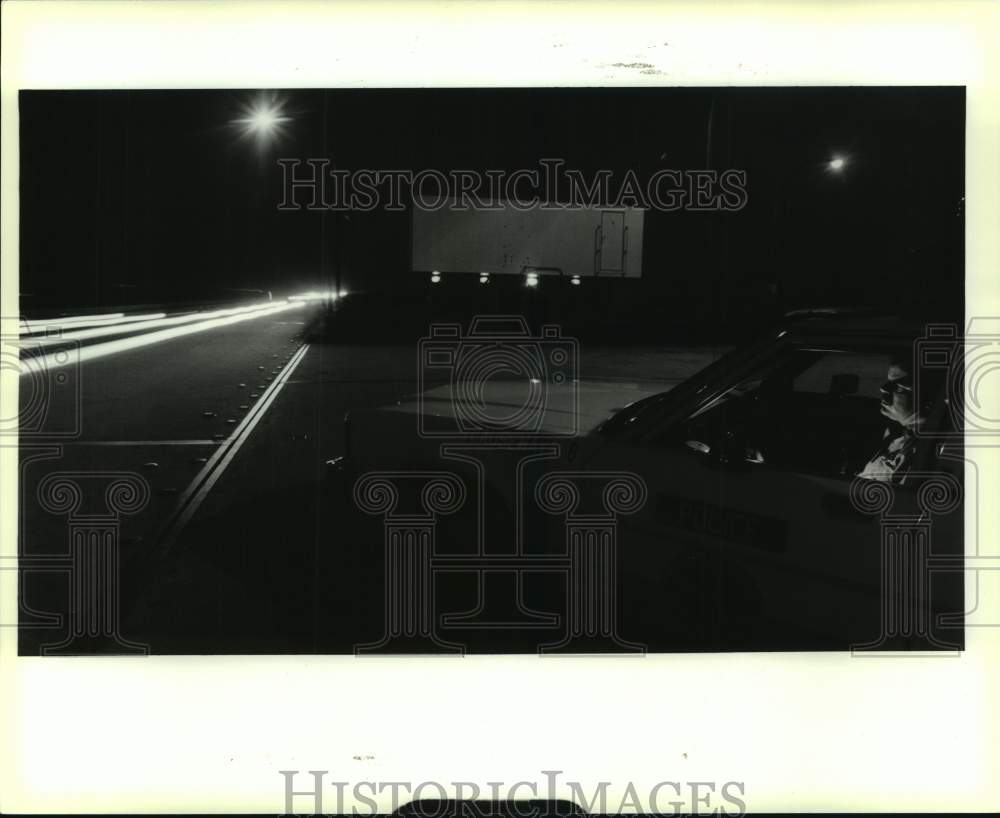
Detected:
left=21, top=302, right=305, bottom=371
left=157, top=343, right=311, bottom=555
left=61, top=439, right=221, bottom=446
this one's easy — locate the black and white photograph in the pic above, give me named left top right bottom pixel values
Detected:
left=13, top=85, right=968, bottom=657
left=2, top=1, right=998, bottom=815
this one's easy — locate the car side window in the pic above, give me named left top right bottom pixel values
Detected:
left=790, top=352, right=886, bottom=398
left=651, top=349, right=892, bottom=478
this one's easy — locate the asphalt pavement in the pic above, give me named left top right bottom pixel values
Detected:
left=15, top=305, right=723, bottom=655
left=16, top=302, right=318, bottom=654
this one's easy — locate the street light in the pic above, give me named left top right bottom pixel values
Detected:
left=229, top=93, right=294, bottom=310
left=231, top=93, right=292, bottom=147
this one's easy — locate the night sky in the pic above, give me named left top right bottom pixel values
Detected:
left=19, top=87, right=964, bottom=321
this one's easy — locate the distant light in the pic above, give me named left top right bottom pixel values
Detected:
left=525, top=271, right=539, bottom=288
left=338, top=289, right=348, bottom=298
left=232, top=93, right=292, bottom=146
left=289, top=290, right=336, bottom=302
left=479, top=272, right=490, bottom=284
left=253, top=109, right=282, bottom=131
left=570, top=275, right=581, bottom=286
left=431, top=271, right=442, bottom=284
left=828, top=155, right=847, bottom=173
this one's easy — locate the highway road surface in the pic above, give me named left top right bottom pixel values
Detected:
left=12, top=303, right=720, bottom=654
left=14, top=300, right=465, bottom=653
left=14, top=300, right=324, bottom=653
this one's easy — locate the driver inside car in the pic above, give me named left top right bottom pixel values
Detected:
left=856, top=353, right=941, bottom=483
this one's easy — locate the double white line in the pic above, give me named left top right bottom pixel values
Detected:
left=156, top=342, right=311, bottom=555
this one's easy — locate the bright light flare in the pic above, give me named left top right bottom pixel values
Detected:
left=232, top=93, right=292, bottom=145
left=827, top=155, right=847, bottom=173
left=249, top=109, right=284, bottom=132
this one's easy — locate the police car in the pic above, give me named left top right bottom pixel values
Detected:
left=337, top=311, right=965, bottom=651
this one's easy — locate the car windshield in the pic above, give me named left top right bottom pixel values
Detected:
left=597, top=331, right=778, bottom=437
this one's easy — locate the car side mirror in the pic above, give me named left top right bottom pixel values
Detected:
left=684, top=432, right=756, bottom=472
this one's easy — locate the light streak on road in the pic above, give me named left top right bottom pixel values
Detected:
left=20, top=303, right=284, bottom=347
left=289, top=290, right=337, bottom=302
left=21, top=301, right=306, bottom=374
left=22, top=311, right=124, bottom=326
left=19, top=312, right=169, bottom=336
